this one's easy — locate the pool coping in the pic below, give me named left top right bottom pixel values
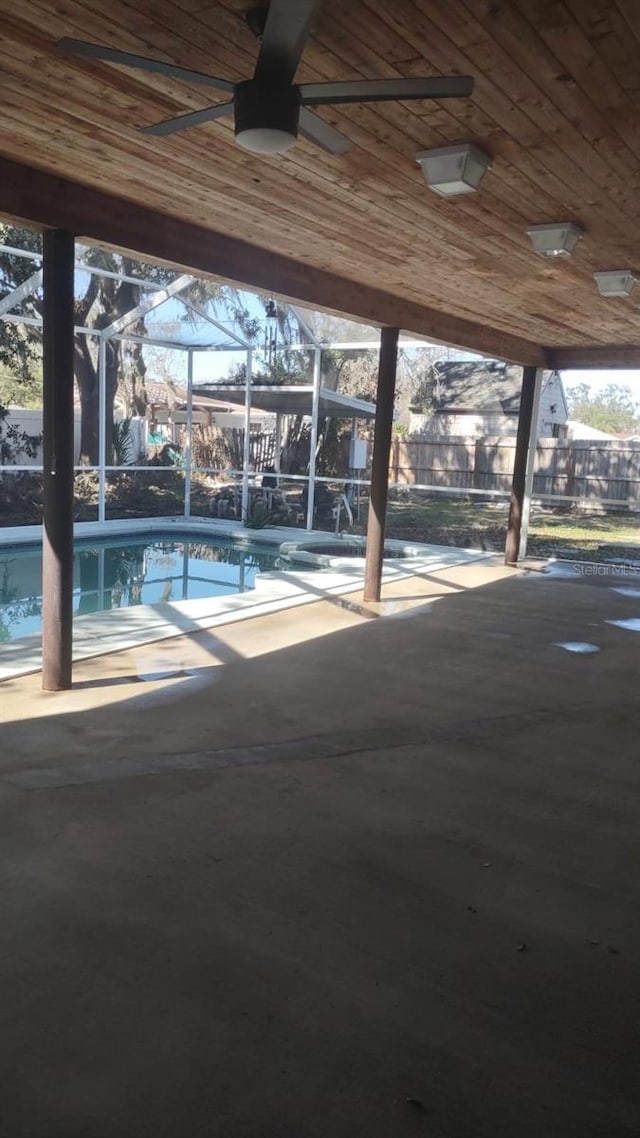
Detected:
left=0, top=516, right=493, bottom=680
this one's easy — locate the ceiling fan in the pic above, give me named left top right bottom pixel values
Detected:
left=59, top=0, right=474, bottom=156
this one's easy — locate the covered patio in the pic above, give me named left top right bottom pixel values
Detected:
left=1, top=1, right=640, bottom=1134
left=2, top=556, right=639, bottom=1137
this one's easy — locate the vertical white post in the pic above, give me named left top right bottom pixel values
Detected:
left=182, top=544, right=189, bottom=601
left=274, top=412, right=282, bottom=484
left=241, top=348, right=253, bottom=522
left=306, top=347, right=321, bottom=531
left=184, top=348, right=193, bottom=519
left=98, top=333, right=107, bottom=524
left=98, top=545, right=105, bottom=609
left=519, top=367, right=544, bottom=559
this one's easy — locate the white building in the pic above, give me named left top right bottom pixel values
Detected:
left=409, top=362, right=568, bottom=440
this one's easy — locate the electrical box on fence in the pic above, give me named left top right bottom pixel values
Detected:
left=349, top=438, right=368, bottom=470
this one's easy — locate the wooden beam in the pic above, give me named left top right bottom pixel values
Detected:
left=364, top=327, right=399, bottom=603
left=547, top=346, right=640, bottom=369
left=41, top=229, right=75, bottom=691
left=504, top=366, right=541, bottom=566
left=0, top=157, right=546, bottom=367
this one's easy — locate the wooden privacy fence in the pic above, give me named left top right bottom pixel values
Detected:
left=390, top=437, right=640, bottom=505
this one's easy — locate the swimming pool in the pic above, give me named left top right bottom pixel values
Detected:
left=0, top=532, right=285, bottom=642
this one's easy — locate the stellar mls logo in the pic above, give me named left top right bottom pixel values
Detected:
left=572, top=562, right=640, bottom=577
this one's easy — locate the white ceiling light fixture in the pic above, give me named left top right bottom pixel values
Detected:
left=416, top=143, right=491, bottom=196
left=526, top=222, right=583, bottom=258
left=593, top=270, right=638, bottom=298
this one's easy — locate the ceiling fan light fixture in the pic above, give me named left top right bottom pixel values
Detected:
left=593, top=270, right=638, bottom=298
left=236, top=127, right=297, bottom=153
left=416, top=143, right=491, bottom=196
left=526, top=222, right=583, bottom=257
left=234, top=79, right=300, bottom=154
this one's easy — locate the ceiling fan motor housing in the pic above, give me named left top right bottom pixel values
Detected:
left=234, top=79, right=301, bottom=152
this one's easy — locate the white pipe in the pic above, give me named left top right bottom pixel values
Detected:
left=184, top=349, right=193, bottom=518
left=182, top=545, right=189, bottom=601
left=98, top=334, right=107, bottom=524
left=98, top=546, right=105, bottom=608
left=241, top=349, right=253, bottom=522
left=306, top=347, right=321, bottom=531
left=274, top=412, right=282, bottom=484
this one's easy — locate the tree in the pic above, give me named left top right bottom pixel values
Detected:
left=1, top=226, right=250, bottom=466
left=0, top=362, right=42, bottom=408
left=71, top=247, right=173, bottom=463
left=566, top=382, right=640, bottom=436
left=0, top=404, right=41, bottom=464
left=0, top=230, right=43, bottom=468
left=0, top=224, right=175, bottom=463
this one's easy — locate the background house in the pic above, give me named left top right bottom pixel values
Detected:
left=408, top=362, right=568, bottom=439
left=143, top=379, right=267, bottom=444
left=566, top=420, right=620, bottom=441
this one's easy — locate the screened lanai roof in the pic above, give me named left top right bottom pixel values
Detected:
left=0, top=242, right=320, bottom=351
left=196, top=384, right=377, bottom=419
left=114, top=290, right=252, bottom=351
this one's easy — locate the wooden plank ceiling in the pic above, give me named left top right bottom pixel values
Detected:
left=1, top=0, right=640, bottom=360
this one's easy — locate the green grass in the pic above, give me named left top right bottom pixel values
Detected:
left=380, top=494, right=640, bottom=562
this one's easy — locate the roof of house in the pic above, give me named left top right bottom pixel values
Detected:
left=567, top=420, right=620, bottom=441
left=428, top=362, right=525, bottom=415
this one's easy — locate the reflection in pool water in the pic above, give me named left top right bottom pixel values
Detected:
left=0, top=533, right=285, bottom=643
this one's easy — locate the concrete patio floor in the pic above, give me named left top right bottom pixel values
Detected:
left=1, top=558, right=639, bottom=1137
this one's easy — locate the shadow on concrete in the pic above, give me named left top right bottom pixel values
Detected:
left=1, top=570, right=640, bottom=1137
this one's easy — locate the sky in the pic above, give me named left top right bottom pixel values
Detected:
left=560, top=369, right=640, bottom=400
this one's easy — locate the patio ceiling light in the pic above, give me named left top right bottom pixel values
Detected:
left=526, top=222, right=583, bottom=257
left=236, top=126, right=298, bottom=153
left=415, top=143, right=491, bottom=196
left=593, top=270, right=638, bottom=298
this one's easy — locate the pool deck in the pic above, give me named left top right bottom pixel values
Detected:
left=0, top=517, right=491, bottom=679
left=1, top=558, right=639, bottom=1136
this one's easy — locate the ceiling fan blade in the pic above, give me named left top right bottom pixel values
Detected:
left=58, top=37, right=235, bottom=93
left=141, top=101, right=234, bottom=137
left=300, top=75, right=474, bottom=106
left=298, top=107, right=351, bottom=154
left=252, top=0, right=320, bottom=86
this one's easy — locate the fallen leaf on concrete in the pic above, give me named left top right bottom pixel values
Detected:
left=405, top=1097, right=432, bottom=1114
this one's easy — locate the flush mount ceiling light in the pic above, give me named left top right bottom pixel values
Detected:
left=593, top=270, right=638, bottom=298
left=526, top=222, right=583, bottom=257
left=415, top=143, right=491, bottom=196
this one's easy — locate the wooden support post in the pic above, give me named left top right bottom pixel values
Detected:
left=42, top=229, right=75, bottom=690
left=364, top=326, right=400, bottom=602
left=505, top=365, right=542, bottom=565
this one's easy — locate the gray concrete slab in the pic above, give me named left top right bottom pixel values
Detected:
left=0, top=562, right=639, bottom=1137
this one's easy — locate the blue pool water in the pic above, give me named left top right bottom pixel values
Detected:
left=0, top=532, right=284, bottom=643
